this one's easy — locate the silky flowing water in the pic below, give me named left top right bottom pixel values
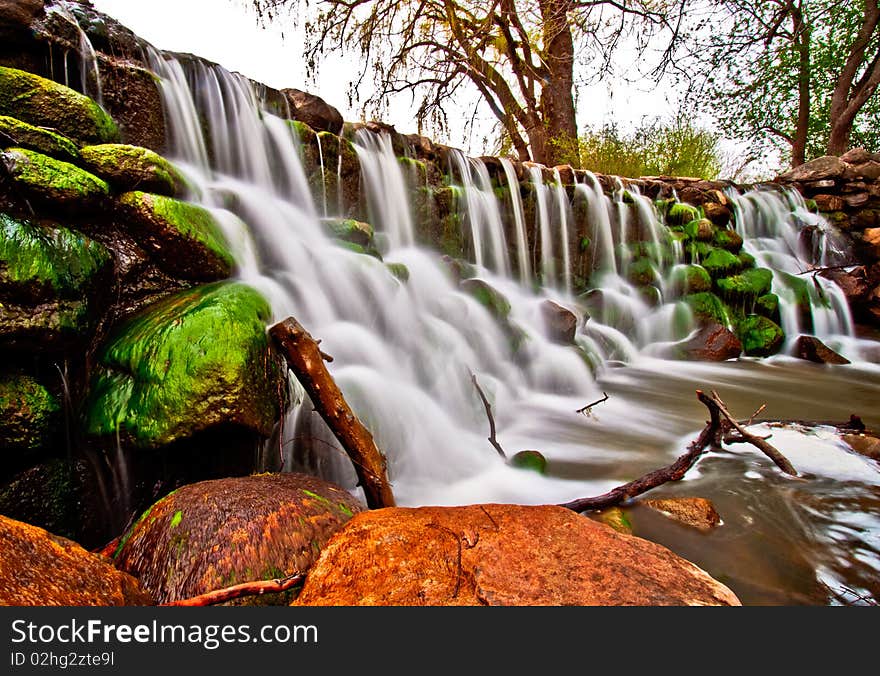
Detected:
left=133, top=49, right=880, bottom=605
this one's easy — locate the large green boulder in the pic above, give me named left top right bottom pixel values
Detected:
left=84, top=282, right=282, bottom=449
left=1, top=148, right=110, bottom=209
left=716, top=268, right=773, bottom=302
left=0, top=212, right=110, bottom=349
left=0, top=373, right=59, bottom=454
left=684, top=292, right=733, bottom=327
left=700, top=248, right=744, bottom=279
left=670, top=264, right=712, bottom=295
left=117, top=191, right=233, bottom=281
left=737, top=315, right=785, bottom=357
left=666, top=202, right=700, bottom=226
left=79, top=144, right=185, bottom=196
left=0, top=115, right=79, bottom=162
left=321, top=217, right=374, bottom=248
left=0, top=66, right=118, bottom=144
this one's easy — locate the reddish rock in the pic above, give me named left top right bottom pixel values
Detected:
left=793, top=335, right=851, bottom=364
left=0, top=515, right=152, bottom=606
left=814, top=194, right=845, bottom=212
left=0, top=0, right=44, bottom=39
left=294, top=504, right=741, bottom=606
left=282, top=88, right=343, bottom=135
left=675, top=322, right=742, bottom=361
left=842, top=433, right=880, bottom=460
left=114, top=473, right=363, bottom=604
left=641, top=497, right=722, bottom=532
left=540, top=299, right=578, bottom=344
left=820, top=266, right=871, bottom=303
left=845, top=192, right=870, bottom=208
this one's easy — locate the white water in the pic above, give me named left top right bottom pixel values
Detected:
left=138, top=50, right=880, bottom=604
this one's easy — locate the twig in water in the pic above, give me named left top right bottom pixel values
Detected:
left=576, top=391, right=609, bottom=416
left=469, top=370, right=506, bottom=459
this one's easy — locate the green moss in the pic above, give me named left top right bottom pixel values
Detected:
left=79, top=144, right=185, bottom=196
left=386, top=262, right=409, bottom=283
left=684, top=218, right=714, bottom=242
left=716, top=268, right=773, bottom=301
left=0, top=115, right=79, bottom=161
left=117, top=191, right=233, bottom=280
left=712, top=227, right=744, bottom=253
left=169, top=510, right=183, bottom=529
left=509, top=450, right=547, bottom=474
left=84, top=281, right=281, bottom=448
left=684, top=292, right=733, bottom=326
left=701, top=248, right=744, bottom=279
left=334, top=239, right=383, bottom=260
left=737, top=315, right=784, bottom=357
left=287, top=119, right=315, bottom=140
left=627, top=258, right=658, bottom=286
left=0, top=212, right=110, bottom=299
left=738, top=251, right=756, bottom=268
left=461, top=278, right=511, bottom=320
left=671, top=264, right=712, bottom=294
left=0, top=373, right=60, bottom=451
left=755, top=293, right=780, bottom=321
left=1, top=147, right=109, bottom=207
left=666, top=202, right=700, bottom=226
left=321, top=218, right=373, bottom=247
left=0, top=66, right=118, bottom=144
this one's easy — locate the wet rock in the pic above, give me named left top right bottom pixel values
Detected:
left=716, top=267, right=773, bottom=301
left=0, top=514, right=152, bottom=606
left=0, top=0, right=44, bottom=40
left=841, top=433, right=880, bottom=460
left=282, top=88, right=343, bottom=135
left=0, top=66, right=118, bottom=144
left=628, top=257, right=659, bottom=286
left=713, top=227, right=743, bottom=253
left=840, top=147, right=872, bottom=164
left=509, top=450, right=547, bottom=474
left=113, top=473, right=363, bottom=604
left=700, top=248, right=744, bottom=279
left=685, top=217, right=715, bottom=242
left=683, top=292, right=731, bottom=326
left=819, top=265, right=871, bottom=304
left=97, top=58, right=166, bottom=152
left=813, top=194, right=845, bottom=212
left=1, top=148, right=109, bottom=210
left=755, top=293, right=781, bottom=322
left=540, top=300, right=577, bottom=344
left=321, top=217, right=374, bottom=248
left=702, top=202, right=731, bottom=226
left=666, top=202, right=700, bottom=226
left=84, top=282, right=282, bottom=449
left=294, top=505, right=741, bottom=606
left=79, top=144, right=184, bottom=196
left=0, top=115, right=79, bottom=161
left=441, top=255, right=476, bottom=283
left=737, top=315, right=785, bottom=357
left=461, top=278, right=511, bottom=320
left=674, top=322, right=742, bottom=361
left=671, top=264, right=712, bottom=294
left=845, top=192, right=870, bottom=208
left=587, top=507, right=633, bottom=535
left=777, top=155, right=846, bottom=182
left=116, top=191, right=233, bottom=281
left=0, top=373, right=59, bottom=455
left=793, top=335, right=850, bottom=365
left=641, top=497, right=722, bottom=532
left=385, top=262, right=409, bottom=283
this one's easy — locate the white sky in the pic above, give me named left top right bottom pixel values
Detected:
left=90, top=0, right=684, bottom=154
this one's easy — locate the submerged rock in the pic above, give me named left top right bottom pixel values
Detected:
left=113, top=473, right=363, bottom=604
left=793, top=335, right=851, bottom=364
left=321, top=217, right=374, bottom=247
left=84, top=282, right=281, bottom=448
left=0, top=66, right=118, bottom=144
left=116, top=191, right=233, bottom=280
left=461, top=278, right=511, bottom=320
left=79, top=143, right=185, bottom=196
left=0, top=514, right=152, bottom=606
left=641, top=497, right=722, bottom=532
left=294, top=505, right=741, bottom=606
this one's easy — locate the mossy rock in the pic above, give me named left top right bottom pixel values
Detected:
left=386, top=262, right=409, bottom=283
left=333, top=239, right=383, bottom=260
left=84, top=282, right=282, bottom=449
left=738, top=251, right=756, bottom=268
left=0, top=373, right=60, bottom=454
left=713, top=227, right=744, bottom=253
left=627, top=257, right=658, bottom=287
left=755, top=293, right=780, bottom=322
left=0, top=115, right=79, bottom=162
left=509, top=450, right=547, bottom=474
left=684, top=292, right=733, bottom=327
left=79, top=144, right=185, bottom=196
left=701, top=248, right=744, bottom=279
left=684, top=218, right=714, bottom=242
left=113, top=473, right=364, bottom=604
left=1, top=148, right=109, bottom=209
left=716, top=268, right=773, bottom=301
left=0, top=212, right=110, bottom=349
left=737, top=315, right=784, bottom=357
left=0, top=67, right=119, bottom=144
left=670, top=264, right=712, bottom=295
left=117, top=191, right=233, bottom=281
left=0, top=458, right=83, bottom=540
left=666, top=202, right=700, bottom=226
left=321, top=217, right=373, bottom=247
left=460, top=278, right=511, bottom=320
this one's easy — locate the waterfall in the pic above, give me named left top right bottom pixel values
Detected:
left=500, top=158, right=531, bottom=287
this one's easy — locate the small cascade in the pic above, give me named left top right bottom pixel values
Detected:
left=499, top=158, right=531, bottom=287
left=315, top=131, right=328, bottom=217
left=551, top=169, right=573, bottom=295
left=575, top=172, right=616, bottom=277
left=528, top=166, right=557, bottom=287
left=46, top=1, right=103, bottom=104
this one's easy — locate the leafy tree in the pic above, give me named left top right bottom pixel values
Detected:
left=701, top=0, right=880, bottom=166
left=250, top=0, right=685, bottom=167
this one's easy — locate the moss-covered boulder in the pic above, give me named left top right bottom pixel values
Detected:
left=670, top=264, right=712, bottom=294
left=737, top=315, right=785, bottom=357
left=701, top=247, right=744, bottom=279
left=666, top=202, right=700, bottom=226
left=0, top=66, right=119, bottom=144
left=684, top=218, right=714, bottom=242
left=627, top=257, right=658, bottom=287
left=79, top=144, right=185, bottom=196
left=386, top=262, right=409, bottom=283
left=684, top=292, right=733, bottom=327
left=509, top=450, right=547, bottom=474
left=755, top=293, right=780, bottom=322
left=117, top=191, right=233, bottom=281
left=0, top=115, right=79, bottom=161
left=0, top=212, right=110, bottom=349
left=716, top=268, right=773, bottom=302
left=321, top=217, right=374, bottom=247
left=713, top=227, right=743, bottom=253
left=0, top=373, right=59, bottom=454
left=113, top=473, right=364, bottom=604
left=461, top=278, right=511, bottom=320
left=84, top=282, right=281, bottom=449
left=1, top=148, right=109, bottom=209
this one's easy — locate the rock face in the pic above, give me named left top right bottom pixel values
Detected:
left=0, top=373, right=59, bottom=455
left=793, top=335, right=851, bottom=364
left=294, top=504, right=741, bottom=606
left=84, top=282, right=281, bottom=449
left=113, top=474, right=363, bottom=604
left=540, top=299, right=578, bottom=344
left=283, top=88, right=344, bottom=135
left=641, top=497, right=722, bottom=532
left=0, top=514, right=152, bottom=606
left=675, top=322, right=742, bottom=361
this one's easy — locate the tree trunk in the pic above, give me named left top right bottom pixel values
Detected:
left=538, top=0, right=579, bottom=167
left=791, top=10, right=811, bottom=167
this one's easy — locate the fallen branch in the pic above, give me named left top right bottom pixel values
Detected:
left=270, top=316, right=395, bottom=509
left=576, top=392, right=609, bottom=416
left=161, top=572, right=305, bottom=607
left=470, top=371, right=506, bottom=459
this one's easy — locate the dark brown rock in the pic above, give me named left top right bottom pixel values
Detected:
left=703, top=201, right=731, bottom=226
left=840, top=147, right=872, bottom=164
left=294, top=505, right=740, bottom=606
left=540, top=299, right=578, bottom=344
left=0, top=514, right=152, bottom=606
left=675, top=322, right=742, bottom=361
left=283, top=88, right=343, bottom=135
left=113, top=473, right=363, bottom=604
left=852, top=162, right=880, bottom=180
left=97, top=56, right=166, bottom=152
left=845, top=192, right=870, bottom=208
left=641, top=497, right=722, bottom=532
left=0, top=0, right=44, bottom=41
left=778, top=156, right=847, bottom=182
left=793, top=335, right=850, bottom=364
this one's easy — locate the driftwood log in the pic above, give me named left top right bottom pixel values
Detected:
left=270, top=317, right=395, bottom=509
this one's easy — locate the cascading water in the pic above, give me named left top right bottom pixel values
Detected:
left=138, top=49, right=880, bottom=604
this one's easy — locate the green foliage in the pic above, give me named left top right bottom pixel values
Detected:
left=579, top=115, right=722, bottom=179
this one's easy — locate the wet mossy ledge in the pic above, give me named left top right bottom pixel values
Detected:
left=0, top=67, right=288, bottom=547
